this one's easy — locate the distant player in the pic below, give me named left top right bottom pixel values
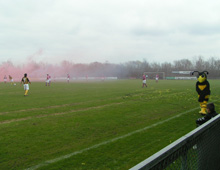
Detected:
left=156, top=74, right=159, bottom=83
left=20, top=73, right=31, bottom=96
left=49, top=75, right=51, bottom=85
left=46, top=74, right=50, bottom=86
left=4, top=75, right=7, bottom=83
left=9, top=75, right=14, bottom=85
left=67, top=74, right=70, bottom=83
left=142, top=74, right=147, bottom=88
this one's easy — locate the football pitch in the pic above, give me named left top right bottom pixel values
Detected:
left=1, top=79, right=220, bottom=170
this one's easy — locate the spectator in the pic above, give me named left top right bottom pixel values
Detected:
left=196, top=103, right=218, bottom=126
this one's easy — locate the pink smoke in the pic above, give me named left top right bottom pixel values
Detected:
left=0, top=60, right=74, bottom=82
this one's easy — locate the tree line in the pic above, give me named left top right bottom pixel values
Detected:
left=62, top=56, right=220, bottom=79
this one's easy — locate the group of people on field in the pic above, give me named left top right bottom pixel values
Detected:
left=3, top=75, right=14, bottom=84
left=20, top=73, right=52, bottom=96
left=3, top=73, right=71, bottom=96
left=4, top=71, right=220, bottom=127
left=142, top=74, right=159, bottom=88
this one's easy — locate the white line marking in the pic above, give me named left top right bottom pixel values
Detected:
left=25, top=107, right=199, bottom=170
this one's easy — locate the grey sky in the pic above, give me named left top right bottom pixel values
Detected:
left=1, top=0, right=220, bottom=65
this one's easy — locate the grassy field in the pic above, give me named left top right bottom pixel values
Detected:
left=0, top=79, right=220, bottom=170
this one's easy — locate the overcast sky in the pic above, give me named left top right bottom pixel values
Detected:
left=1, top=0, right=220, bottom=65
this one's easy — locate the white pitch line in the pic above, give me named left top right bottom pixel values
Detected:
left=25, top=107, right=199, bottom=170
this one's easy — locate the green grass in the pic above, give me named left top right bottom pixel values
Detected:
left=0, top=79, right=220, bottom=170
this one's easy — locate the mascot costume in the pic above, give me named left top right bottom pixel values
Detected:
left=191, top=71, right=210, bottom=115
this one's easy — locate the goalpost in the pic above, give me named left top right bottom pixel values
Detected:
left=144, top=72, right=165, bottom=80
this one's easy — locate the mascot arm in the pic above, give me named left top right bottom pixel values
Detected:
left=206, top=81, right=210, bottom=94
left=198, top=81, right=210, bottom=102
left=196, top=82, right=200, bottom=94
left=203, top=81, right=211, bottom=95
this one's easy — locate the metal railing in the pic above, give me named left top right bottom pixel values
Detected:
left=130, top=114, right=220, bottom=170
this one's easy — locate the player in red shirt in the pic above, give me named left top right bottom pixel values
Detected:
left=156, top=74, right=159, bottom=83
left=142, top=74, right=147, bottom=88
left=67, top=74, right=70, bottom=83
left=46, top=74, right=50, bottom=86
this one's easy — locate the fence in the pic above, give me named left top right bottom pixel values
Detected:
left=129, top=114, right=220, bottom=170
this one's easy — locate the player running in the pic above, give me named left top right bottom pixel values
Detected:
left=20, top=73, right=31, bottom=96
left=9, top=75, right=14, bottom=85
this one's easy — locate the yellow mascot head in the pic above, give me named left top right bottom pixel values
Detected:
left=191, top=71, right=209, bottom=83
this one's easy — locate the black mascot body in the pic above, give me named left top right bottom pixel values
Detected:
left=191, top=71, right=210, bottom=115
